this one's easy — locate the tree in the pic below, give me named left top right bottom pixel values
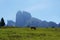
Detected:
left=0, top=17, right=5, bottom=26
left=0, top=22, right=1, bottom=26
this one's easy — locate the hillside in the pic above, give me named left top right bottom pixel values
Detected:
left=0, top=27, right=60, bottom=40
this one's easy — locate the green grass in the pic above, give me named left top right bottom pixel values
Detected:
left=0, top=27, right=60, bottom=40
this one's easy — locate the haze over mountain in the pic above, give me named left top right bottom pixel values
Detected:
left=0, top=0, right=60, bottom=25
left=7, top=11, right=60, bottom=27
left=16, top=11, right=31, bottom=27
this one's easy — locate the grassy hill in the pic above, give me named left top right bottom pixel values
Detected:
left=0, top=27, right=60, bottom=40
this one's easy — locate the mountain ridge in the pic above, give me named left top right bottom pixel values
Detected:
left=7, top=11, right=60, bottom=27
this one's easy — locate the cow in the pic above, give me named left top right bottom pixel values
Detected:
left=31, top=27, right=36, bottom=30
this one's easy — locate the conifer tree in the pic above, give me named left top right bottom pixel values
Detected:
left=0, top=17, right=5, bottom=26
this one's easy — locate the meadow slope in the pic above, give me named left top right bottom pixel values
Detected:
left=0, top=27, right=60, bottom=40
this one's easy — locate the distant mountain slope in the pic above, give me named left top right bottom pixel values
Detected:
left=16, top=11, right=32, bottom=27
left=7, top=11, right=59, bottom=27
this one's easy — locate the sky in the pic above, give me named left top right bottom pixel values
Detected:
left=0, top=0, right=60, bottom=24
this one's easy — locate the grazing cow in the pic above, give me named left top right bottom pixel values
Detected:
left=31, top=27, right=36, bottom=30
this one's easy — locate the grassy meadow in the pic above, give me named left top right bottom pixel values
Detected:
left=0, top=27, right=60, bottom=40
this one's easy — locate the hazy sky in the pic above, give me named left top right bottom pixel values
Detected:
left=0, top=0, right=60, bottom=24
